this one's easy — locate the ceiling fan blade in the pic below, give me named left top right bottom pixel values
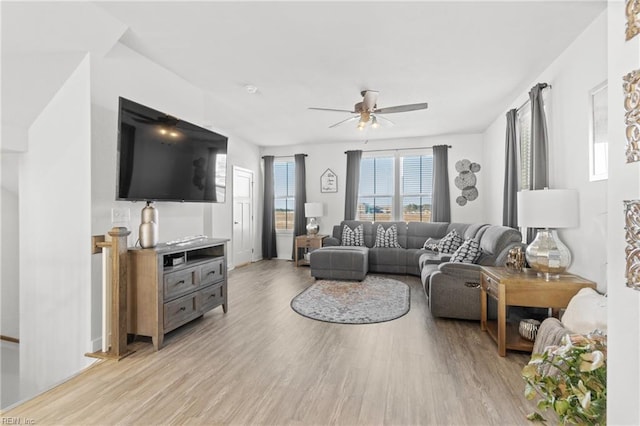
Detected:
left=375, top=115, right=394, bottom=126
left=374, top=103, right=429, bottom=114
left=329, top=116, right=359, bottom=128
left=361, top=90, right=379, bottom=111
left=309, top=107, right=356, bottom=113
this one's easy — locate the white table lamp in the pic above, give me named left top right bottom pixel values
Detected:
left=304, top=202, right=323, bottom=235
left=517, top=189, right=579, bottom=280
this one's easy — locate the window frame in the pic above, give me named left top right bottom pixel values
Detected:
left=273, top=158, right=296, bottom=233
left=357, top=149, right=433, bottom=223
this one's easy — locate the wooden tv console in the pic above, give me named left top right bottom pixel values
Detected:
left=127, top=238, right=228, bottom=350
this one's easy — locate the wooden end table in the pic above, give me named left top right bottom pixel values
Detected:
left=294, top=234, right=327, bottom=267
left=480, top=266, right=596, bottom=357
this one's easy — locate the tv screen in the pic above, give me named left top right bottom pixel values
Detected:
left=116, top=97, right=228, bottom=203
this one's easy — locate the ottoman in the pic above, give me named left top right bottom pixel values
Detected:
left=309, top=246, right=369, bottom=281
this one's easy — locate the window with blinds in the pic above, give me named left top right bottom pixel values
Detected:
left=518, top=101, right=532, bottom=190
left=401, top=155, right=433, bottom=222
left=356, top=152, right=434, bottom=222
left=357, top=156, right=394, bottom=221
left=274, top=160, right=295, bottom=231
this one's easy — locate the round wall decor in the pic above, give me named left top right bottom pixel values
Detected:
left=454, top=159, right=481, bottom=206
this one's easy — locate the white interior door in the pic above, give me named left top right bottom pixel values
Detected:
left=233, top=167, right=254, bottom=267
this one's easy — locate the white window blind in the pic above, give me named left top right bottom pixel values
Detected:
left=401, top=155, right=433, bottom=222
left=518, top=101, right=532, bottom=191
left=357, top=156, right=394, bottom=221
left=274, top=160, right=295, bottom=231
left=356, top=151, right=434, bottom=222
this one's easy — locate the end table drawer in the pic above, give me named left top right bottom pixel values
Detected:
left=482, top=274, right=499, bottom=299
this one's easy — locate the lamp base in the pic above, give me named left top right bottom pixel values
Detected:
left=525, top=229, right=571, bottom=281
left=306, top=217, right=319, bottom=235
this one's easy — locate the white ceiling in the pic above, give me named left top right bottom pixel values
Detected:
left=2, top=1, right=606, bottom=148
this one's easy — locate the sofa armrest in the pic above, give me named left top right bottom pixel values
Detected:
left=437, top=262, right=482, bottom=286
left=323, top=237, right=340, bottom=247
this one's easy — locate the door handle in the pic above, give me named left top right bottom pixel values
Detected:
left=234, top=221, right=239, bottom=224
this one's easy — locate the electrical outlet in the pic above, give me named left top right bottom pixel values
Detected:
left=111, top=207, right=131, bottom=224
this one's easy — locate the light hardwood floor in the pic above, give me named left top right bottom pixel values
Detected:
left=3, top=260, right=537, bottom=425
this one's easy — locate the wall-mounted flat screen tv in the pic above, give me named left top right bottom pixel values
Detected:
left=116, top=97, right=228, bottom=203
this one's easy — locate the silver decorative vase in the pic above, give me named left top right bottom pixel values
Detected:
left=139, top=221, right=158, bottom=248
left=525, top=229, right=571, bottom=280
left=306, top=217, right=319, bottom=235
left=139, top=202, right=159, bottom=248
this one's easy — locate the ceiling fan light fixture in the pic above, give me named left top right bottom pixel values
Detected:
left=371, top=116, right=379, bottom=128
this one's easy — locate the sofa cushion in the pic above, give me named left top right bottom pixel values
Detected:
left=374, top=224, right=401, bottom=248
left=406, top=222, right=449, bottom=249
left=437, top=230, right=464, bottom=253
left=450, top=239, right=481, bottom=263
left=341, top=224, right=364, bottom=246
left=476, top=225, right=522, bottom=266
left=373, top=221, right=407, bottom=248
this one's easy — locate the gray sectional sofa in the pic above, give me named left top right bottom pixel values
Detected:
left=309, top=220, right=523, bottom=320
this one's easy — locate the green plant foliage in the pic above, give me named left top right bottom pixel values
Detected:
left=522, top=333, right=607, bottom=425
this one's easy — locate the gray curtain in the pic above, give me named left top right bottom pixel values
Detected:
left=261, top=156, right=277, bottom=259
left=431, top=145, right=451, bottom=222
left=503, top=109, right=518, bottom=228
left=527, top=83, right=550, bottom=242
left=291, top=154, right=307, bottom=259
left=344, top=150, right=362, bottom=220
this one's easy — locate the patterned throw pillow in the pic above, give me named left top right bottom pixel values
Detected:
left=374, top=224, right=401, bottom=248
left=436, top=230, right=464, bottom=254
left=422, top=238, right=440, bottom=251
left=341, top=224, right=364, bottom=246
left=450, top=239, right=482, bottom=263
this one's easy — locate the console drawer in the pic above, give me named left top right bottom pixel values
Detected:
left=164, top=267, right=198, bottom=300
left=482, top=274, right=500, bottom=299
left=199, top=282, right=224, bottom=313
left=164, top=293, right=199, bottom=332
left=201, top=258, right=224, bottom=286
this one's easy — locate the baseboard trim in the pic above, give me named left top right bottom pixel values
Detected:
left=1, top=335, right=19, bottom=343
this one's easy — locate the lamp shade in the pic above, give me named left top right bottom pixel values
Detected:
left=517, top=189, right=579, bottom=229
left=304, top=202, right=323, bottom=218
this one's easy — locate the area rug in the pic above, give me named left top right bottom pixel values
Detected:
left=290, top=275, right=410, bottom=324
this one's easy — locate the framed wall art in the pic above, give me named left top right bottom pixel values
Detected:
left=624, top=200, right=640, bottom=291
left=626, top=0, right=640, bottom=41
left=623, top=69, right=640, bottom=163
left=321, top=168, right=338, bottom=193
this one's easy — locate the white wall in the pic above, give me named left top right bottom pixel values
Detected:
left=482, top=11, right=608, bottom=289
left=89, top=43, right=262, bottom=346
left=607, top=1, right=640, bottom=423
left=19, top=56, right=94, bottom=399
left=262, top=133, right=484, bottom=258
left=1, top=157, right=20, bottom=339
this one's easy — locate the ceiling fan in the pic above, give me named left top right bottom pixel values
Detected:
left=309, top=90, right=428, bottom=130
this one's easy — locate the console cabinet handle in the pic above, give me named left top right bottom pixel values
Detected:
left=179, top=306, right=186, bottom=311
left=175, top=280, right=185, bottom=286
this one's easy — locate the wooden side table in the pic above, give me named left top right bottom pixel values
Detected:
left=294, top=234, right=327, bottom=267
left=480, top=266, right=596, bottom=357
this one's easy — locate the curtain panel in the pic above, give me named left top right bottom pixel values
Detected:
left=431, top=145, right=451, bottom=222
left=261, top=156, right=277, bottom=259
left=503, top=109, right=519, bottom=228
left=344, top=150, right=362, bottom=220
left=291, top=154, right=307, bottom=259
left=527, top=82, right=550, bottom=242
